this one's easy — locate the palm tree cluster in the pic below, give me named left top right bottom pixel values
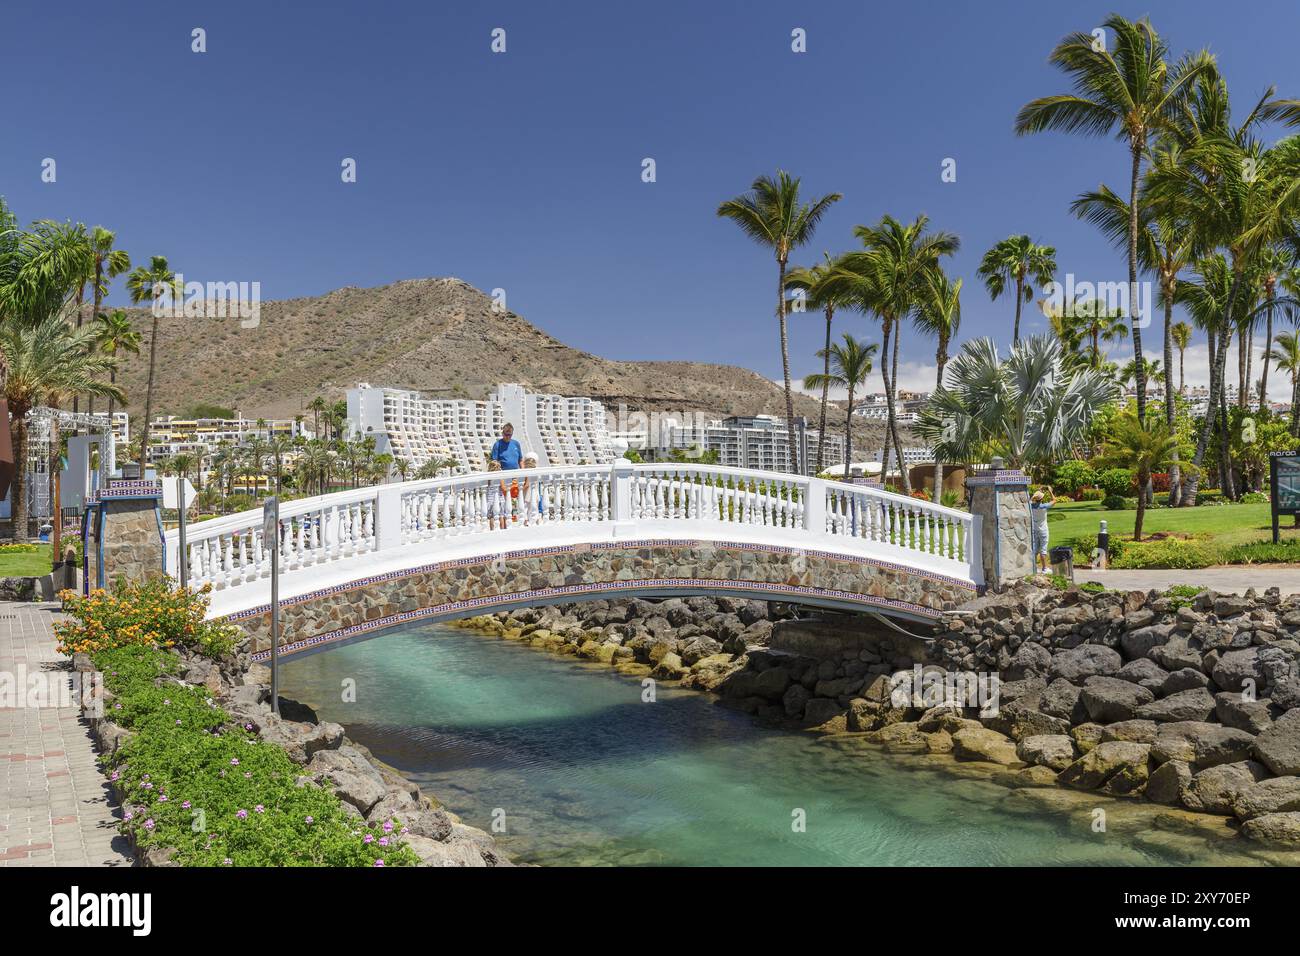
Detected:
left=0, top=200, right=136, bottom=539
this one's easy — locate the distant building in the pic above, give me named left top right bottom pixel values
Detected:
left=146, top=415, right=310, bottom=487
left=346, top=382, right=617, bottom=474
left=659, top=414, right=845, bottom=476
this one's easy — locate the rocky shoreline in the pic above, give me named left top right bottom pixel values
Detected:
left=79, top=644, right=512, bottom=867
left=453, top=583, right=1300, bottom=854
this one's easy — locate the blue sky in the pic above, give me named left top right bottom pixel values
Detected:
left=4, top=0, right=1299, bottom=397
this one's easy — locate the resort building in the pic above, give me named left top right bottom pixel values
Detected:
left=346, top=382, right=618, bottom=474
left=145, top=415, right=311, bottom=487
left=660, top=414, right=845, bottom=476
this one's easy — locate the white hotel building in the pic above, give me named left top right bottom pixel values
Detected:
left=346, top=383, right=618, bottom=473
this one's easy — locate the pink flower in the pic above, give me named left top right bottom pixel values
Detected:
left=254, top=805, right=265, bottom=814
left=158, top=794, right=168, bottom=803
left=378, top=837, right=389, bottom=847
left=364, top=834, right=374, bottom=844
left=182, top=801, right=191, bottom=809
left=383, top=821, right=393, bottom=833
left=373, top=859, right=385, bottom=867
left=305, top=816, right=314, bottom=825
left=144, top=819, right=155, bottom=831
left=230, top=758, right=240, bottom=766
left=236, top=809, right=248, bottom=820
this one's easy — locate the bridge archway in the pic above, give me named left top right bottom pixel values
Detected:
left=171, top=462, right=983, bottom=661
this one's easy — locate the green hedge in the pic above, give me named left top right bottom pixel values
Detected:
left=97, top=645, right=418, bottom=867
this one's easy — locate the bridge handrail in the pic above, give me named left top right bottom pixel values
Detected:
left=167, top=460, right=981, bottom=592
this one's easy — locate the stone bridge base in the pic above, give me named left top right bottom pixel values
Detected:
left=228, top=539, right=977, bottom=660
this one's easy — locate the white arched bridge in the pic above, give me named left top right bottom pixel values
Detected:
left=166, top=461, right=984, bottom=661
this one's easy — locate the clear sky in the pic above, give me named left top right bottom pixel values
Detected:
left=4, top=0, right=1299, bottom=398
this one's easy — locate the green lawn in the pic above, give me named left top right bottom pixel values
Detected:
left=1049, top=500, right=1300, bottom=551
left=0, top=544, right=53, bottom=577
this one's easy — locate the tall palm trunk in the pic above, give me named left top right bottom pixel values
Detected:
left=1013, top=275, right=1024, bottom=343
left=882, top=319, right=911, bottom=494
left=816, top=304, right=833, bottom=473
left=1162, top=290, right=1180, bottom=506
left=11, top=416, right=28, bottom=541
left=776, top=259, right=800, bottom=475
left=880, top=318, right=893, bottom=483
left=1188, top=273, right=1243, bottom=504
left=932, top=345, right=948, bottom=501
left=1238, top=327, right=1248, bottom=409
left=1128, top=144, right=1148, bottom=424
left=138, top=307, right=161, bottom=475
left=1260, top=290, right=1274, bottom=409
left=842, top=390, right=854, bottom=480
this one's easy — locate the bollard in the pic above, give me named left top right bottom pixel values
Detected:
left=1097, top=519, right=1109, bottom=570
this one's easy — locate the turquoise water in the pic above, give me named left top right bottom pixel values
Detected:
left=280, top=624, right=1284, bottom=866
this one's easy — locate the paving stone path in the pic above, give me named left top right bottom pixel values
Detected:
left=0, top=602, right=131, bottom=866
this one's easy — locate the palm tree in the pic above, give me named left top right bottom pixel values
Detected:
left=81, top=227, right=130, bottom=418
left=915, top=335, right=1116, bottom=473
left=92, top=309, right=140, bottom=419
left=976, top=235, right=1056, bottom=344
left=802, top=334, right=879, bottom=479
left=1268, top=332, right=1300, bottom=426
left=914, top=267, right=962, bottom=497
left=307, top=396, right=327, bottom=440
left=1017, top=15, right=1210, bottom=424
left=834, top=215, right=958, bottom=493
left=785, top=253, right=852, bottom=473
left=1171, top=321, right=1192, bottom=392
left=1094, top=411, right=1189, bottom=539
left=1256, top=245, right=1296, bottom=409
left=1119, top=356, right=1164, bottom=390
left=126, top=256, right=180, bottom=475
left=717, top=171, right=842, bottom=474
left=0, top=315, right=124, bottom=539
left=394, top=456, right=411, bottom=482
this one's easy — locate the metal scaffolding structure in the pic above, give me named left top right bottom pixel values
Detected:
left=23, top=408, right=117, bottom=518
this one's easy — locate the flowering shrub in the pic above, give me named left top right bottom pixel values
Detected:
left=96, top=644, right=419, bottom=867
left=56, top=581, right=239, bottom=659
left=909, top=489, right=932, bottom=501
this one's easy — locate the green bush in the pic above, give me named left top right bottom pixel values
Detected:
left=0, top=542, right=41, bottom=554
left=1239, top=491, right=1270, bottom=504
left=1079, top=488, right=1105, bottom=501
left=1078, top=580, right=1107, bottom=594
left=1073, top=533, right=1125, bottom=561
left=1096, top=467, right=1135, bottom=497
left=1110, top=538, right=1220, bottom=570
left=95, top=645, right=419, bottom=867
left=1052, top=460, right=1097, bottom=496
left=1101, top=494, right=1128, bottom=510
left=1223, top=540, right=1300, bottom=564
left=1163, top=583, right=1206, bottom=610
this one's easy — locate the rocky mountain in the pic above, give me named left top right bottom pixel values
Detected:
left=110, top=276, right=889, bottom=448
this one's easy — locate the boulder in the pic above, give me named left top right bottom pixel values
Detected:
left=366, top=790, right=420, bottom=826
left=1240, top=812, right=1300, bottom=847
left=1080, top=676, right=1155, bottom=723
left=753, top=665, right=790, bottom=700
left=1121, top=623, right=1173, bottom=661
left=1157, top=667, right=1210, bottom=697
left=1039, top=678, right=1087, bottom=723
left=1101, top=720, right=1159, bottom=744
left=259, top=719, right=344, bottom=765
left=1180, top=761, right=1268, bottom=815
left=782, top=683, right=811, bottom=719
left=1134, top=687, right=1217, bottom=723
left=1271, top=677, right=1300, bottom=712
left=1150, top=722, right=1257, bottom=770
left=1214, top=693, right=1274, bottom=735
left=1016, top=734, right=1076, bottom=771
left=1007, top=642, right=1053, bottom=680
left=1149, top=637, right=1203, bottom=672
left=1232, top=775, right=1300, bottom=820
left=802, top=698, right=843, bottom=727
left=1212, top=649, right=1265, bottom=694
left=1145, top=759, right=1192, bottom=805
left=305, top=748, right=388, bottom=815
left=980, top=700, right=1071, bottom=741
left=1071, top=723, right=1105, bottom=753
left=1115, top=658, right=1170, bottom=691
left=951, top=726, right=1020, bottom=765
left=1050, top=644, right=1123, bottom=682
left=401, top=808, right=455, bottom=842
left=1252, top=709, right=1300, bottom=776
left=1057, top=741, right=1151, bottom=792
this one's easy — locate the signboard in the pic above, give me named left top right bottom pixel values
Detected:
left=162, top=477, right=197, bottom=510
left=262, top=496, right=279, bottom=542
left=1269, top=451, right=1300, bottom=542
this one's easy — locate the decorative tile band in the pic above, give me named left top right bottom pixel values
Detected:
left=248, top=578, right=944, bottom=662
left=223, top=538, right=977, bottom=623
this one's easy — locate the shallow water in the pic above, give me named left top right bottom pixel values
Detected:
left=280, top=623, right=1291, bottom=866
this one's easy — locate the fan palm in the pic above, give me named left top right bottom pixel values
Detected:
left=915, top=335, right=1116, bottom=472
left=976, top=235, right=1056, bottom=344
left=802, top=334, right=879, bottom=479
left=1017, top=15, right=1210, bottom=424
left=80, top=227, right=130, bottom=418
left=717, top=171, right=841, bottom=474
left=126, top=256, right=180, bottom=475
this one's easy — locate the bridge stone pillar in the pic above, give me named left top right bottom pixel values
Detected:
left=92, top=480, right=166, bottom=589
left=964, top=460, right=1032, bottom=590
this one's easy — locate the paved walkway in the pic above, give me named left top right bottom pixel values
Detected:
left=0, top=602, right=131, bottom=866
left=1075, top=566, right=1300, bottom=596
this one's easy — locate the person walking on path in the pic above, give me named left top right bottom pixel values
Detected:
left=1031, top=488, right=1053, bottom=573
left=491, top=423, right=522, bottom=471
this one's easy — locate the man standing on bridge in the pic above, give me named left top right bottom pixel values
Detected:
left=491, top=423, right=522, bottom=471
